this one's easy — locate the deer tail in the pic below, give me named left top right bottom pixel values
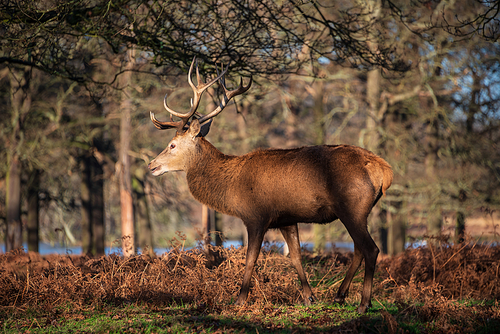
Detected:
left=381, top=162, right=393, bottom=196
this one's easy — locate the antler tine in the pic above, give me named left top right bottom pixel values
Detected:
left=217, top=62, right=226, bottom=89
left=197, top=65, right=252, bottom=125
left=162, top=59, right=196, bottom=120
left=160, top=56, right=228, bottom=130
left=163, top=93, right=184, bottom=118
left=188, top=56, right=228, bottom=119
left=150, top=111, right=183, bottom=130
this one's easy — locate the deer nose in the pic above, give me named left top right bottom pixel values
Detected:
left=148, top=162, right=158, bottom=174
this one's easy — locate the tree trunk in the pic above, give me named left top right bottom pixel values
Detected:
left=389, top=218, right=406, bottom=255
left=425, top=119, right=441, bottom=238
left=202, top=205, right=212, bottom=251
left=456, top=212, right=466, bottom=243
left=388, top=197, right=406, bottom=255
left=455, top=71, right=479, bottom=243
left=27, top=169, right=40, bottom=253
left=91, top=154, right=105, bottom=255
left=382, top=106, right=408, bottom=255
left=310, top=80, right=329, bottom=253
left=80, top=152, right=105, bottom=256
left=365, top=67, right=381, bottom=152
left=214, top=210, right=223, bottom=247
left=119, top=49, right=135, bottom=257
left=358, top=0, right=385, bottom=251
left=379, top=208, right=388, bottom=254
left=80, top=154, right=93, bottom=255
left=133, top=168, right=153, bottom=255
left=5, top=154, right=23, bottom=252
left=366, top=67, right=383, bottom=249
left=6, top=67, right=32, bottom=252
left=236, top=101, right=251, bottom=247
left=204, top=87, right=224, bottom=248
left=456, top=190, right=467, bottom=243
left=6, top=155, right=22, bottom=252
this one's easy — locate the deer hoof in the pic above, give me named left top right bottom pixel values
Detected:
left=234, top=295, right=247, bottom=306
left=357, top=301, right=372, bottom=314
left=333, top=295, right=346, bottom=305
left=304, top=295, right=316, bottom=306
left=357, top=305, right=368, bottom=314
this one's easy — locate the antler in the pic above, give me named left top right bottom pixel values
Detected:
left=150, top=56, right=228, bottom=132
left=197, top=63, right=252, bottom=125
left=150, top=56, right=252, bottom=133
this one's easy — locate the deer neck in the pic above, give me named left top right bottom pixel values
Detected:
left=185, top=138, right=239, bottom=215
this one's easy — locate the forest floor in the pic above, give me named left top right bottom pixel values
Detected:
left=1, top=236, right=499, bottom=333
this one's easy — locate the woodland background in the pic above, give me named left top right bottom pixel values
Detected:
left=1, top=0, right=499, bottom=257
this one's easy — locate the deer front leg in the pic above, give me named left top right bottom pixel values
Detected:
left=235, top=224, right=265, bottom=305
left=280, top=224, right=316, bottom=305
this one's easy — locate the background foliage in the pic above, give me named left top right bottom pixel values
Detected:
left=0, top=0, right=499, bottom=253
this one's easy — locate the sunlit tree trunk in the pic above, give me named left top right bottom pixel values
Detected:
left=119, top=48, right=135, bottom=257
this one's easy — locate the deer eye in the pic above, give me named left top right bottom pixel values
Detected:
left=170, top=143, right=176, bottom=149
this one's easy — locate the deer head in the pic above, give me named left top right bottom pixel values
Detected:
left=148, top=56, right=252, bottom=176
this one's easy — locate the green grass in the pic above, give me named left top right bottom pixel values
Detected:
left=2, top=298, right=500, bottom=334
left=0, top=302, right=352, bottom=333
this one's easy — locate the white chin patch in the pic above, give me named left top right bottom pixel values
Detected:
left=151, top=167, right=167, bottom=176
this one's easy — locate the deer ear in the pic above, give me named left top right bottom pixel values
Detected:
left=199, top=118, right=213, bottom=137
left=187, top=118, right=201, bottom=139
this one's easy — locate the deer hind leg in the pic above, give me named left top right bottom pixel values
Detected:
left=235, top=223, right=266, bottom=305
left=356, top=230, right=379, bottom=314
left=334, top=244, right=363, bottom=304
left=280, top=224, right=316, bottom=305
left=338, top=218, right=379, bottom=314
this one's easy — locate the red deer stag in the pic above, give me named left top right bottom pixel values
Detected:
left=148, top=57, right=393, bottom=314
